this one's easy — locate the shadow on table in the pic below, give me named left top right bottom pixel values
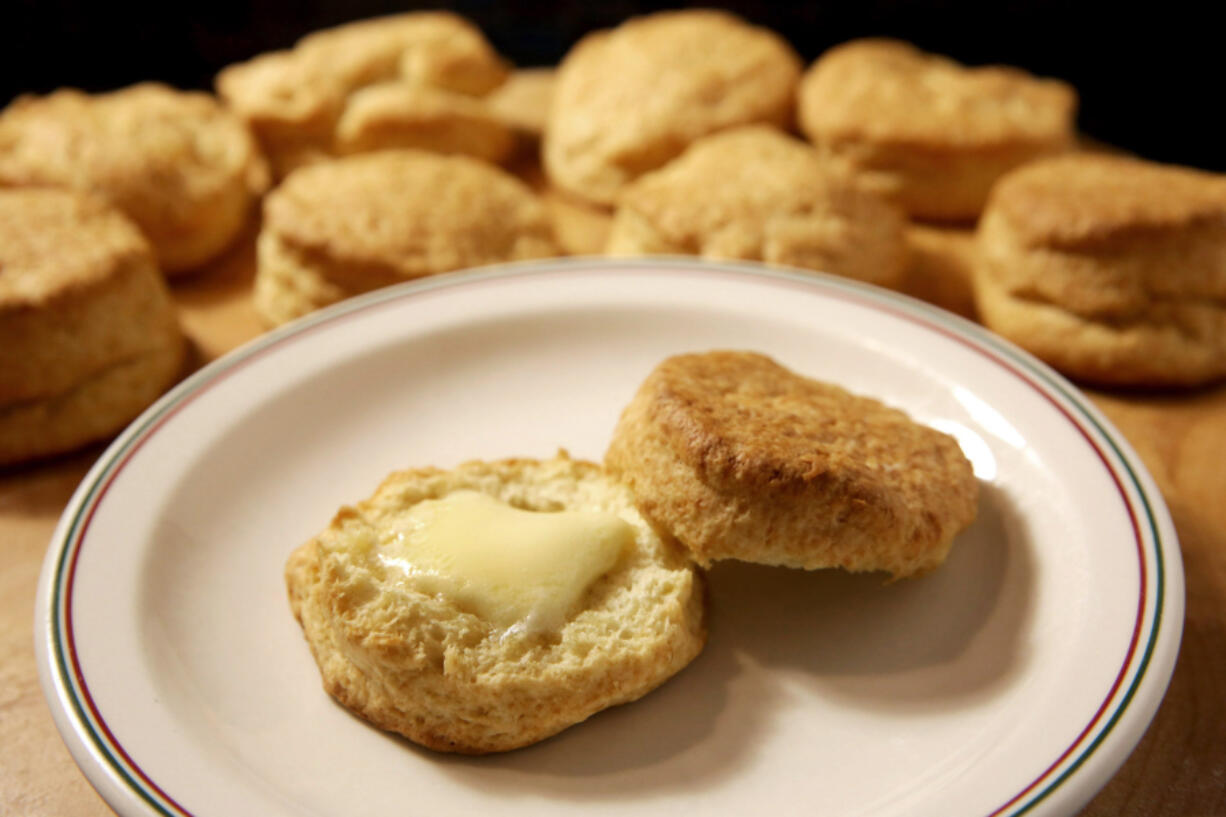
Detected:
left=431, top=480, right=1034, bottom=801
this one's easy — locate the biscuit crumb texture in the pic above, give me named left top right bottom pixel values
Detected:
left=976, top=154, right=1226, bottom=386
left=607, top=126, right=908, bottom=289
left=798, top=39, right=1076, bottom=221
left=285, top=454, right=706, bottom=753
left=605, top=351, right=978, bottom=577
left=544, top=10, right=802, bottom=206
left=0, top=83, right=267, bottom=273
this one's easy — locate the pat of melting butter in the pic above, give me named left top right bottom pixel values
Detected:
left=378, top=491, right=633, bottom=636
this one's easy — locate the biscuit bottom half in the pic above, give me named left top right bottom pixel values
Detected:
left=975, top=274, right=1226, bottom=387
left=285, top=454, right=706, bottom=754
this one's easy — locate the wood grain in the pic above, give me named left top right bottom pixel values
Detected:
left=1, top=232, right=1223, bottom=816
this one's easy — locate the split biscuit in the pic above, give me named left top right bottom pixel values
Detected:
left=606, top=126, right=908, bottom=289
left=975, top=153, right=1226, bottom=386
left=254, top=150, right=559, bottom=325
left=605, top=351, right=978, bottom=577
left=0, top=83, right=268, bottom=274
left=285, top=453, right=706, bottom=753
left=544, top=10, right=802, bottom=206
left=798, top=39, right=1077, bottom=221
left=216, top=12, right=510, bottom=178
left=0, top=189, right=183, bottom=465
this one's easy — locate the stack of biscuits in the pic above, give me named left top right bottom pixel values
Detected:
left=4, top=8, right=1225, bottom=468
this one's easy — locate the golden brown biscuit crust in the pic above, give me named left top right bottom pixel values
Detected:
left=262, top=150, right=558, bottom=292
left=544, top=10, right=802, bottom=206
left=605, top=351, right=978, bottom=577
left=986, top=153, right=1226, bottom=251
left=606, top=126, right=909, bottom=288
left=0, top=83, right=267, bottom=273
left=285, top=454, right=706, bottom=753
left=797, top=39, right=1076, bottom=221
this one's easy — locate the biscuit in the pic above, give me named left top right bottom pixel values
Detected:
left=797, top=39, right=1077, bottom=221
left=0, top=83, right=267, bottom=275
left=254, top=150, right=559, bottom=325
left=334, top=83, right=514, bottom=164
left=216, top=12, right=510, bottom=179
left=285, top=453, right=706, bottom=753
left=975, top=154, right=1226, bottom=386
left=544, top=10, right=802, bottom=206
left=605, top=351, right=978, bottom=577
left=606, top=126, right=908, bottom=288
left=0, top=189, right=183, bottom=465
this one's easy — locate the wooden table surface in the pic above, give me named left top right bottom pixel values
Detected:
left=2, top=231, right=1224, bottom=816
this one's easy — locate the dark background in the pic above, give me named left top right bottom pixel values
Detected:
left=3, top=0, right=1223, bottom=171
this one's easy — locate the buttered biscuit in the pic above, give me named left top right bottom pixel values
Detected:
left=798, top=39, right=1076, bottom=221
left=255, top=150, right=559, bottom=325
left=285, top=453, right=706, bottom=753
left=216, top=12, right=510, bottom=178
left=605, top=351, right=978, bottom=577
left=0, top=189, right=183, bottom=465
left=606, top=126, right=908, bottom=288
left=544, top=10, right=802, bottom=206
left=0, top=83, right=267, bottom=274
left=975, top=154, right=1226, bottom=386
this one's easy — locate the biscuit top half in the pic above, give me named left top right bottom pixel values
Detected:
left=0, top=188, right=153, bottom=307
left=216, top=12, right=509, bottom=129
left=264, top=151, right=557, bottom=283
left=799, top=39, right=1076, bottom=149
left=986, top=153, right=1226, bottom=250
left=0, top=84, right=267, bottom=209
left=545, top=9, right=802, bottom=205
left=642, top=350, right=970, bottom=494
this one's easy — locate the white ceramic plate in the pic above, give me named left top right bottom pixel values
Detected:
left=37, top=260, right=1183, bottom=817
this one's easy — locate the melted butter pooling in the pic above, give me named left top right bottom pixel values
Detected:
left=377, top=490, right=633, bottom=636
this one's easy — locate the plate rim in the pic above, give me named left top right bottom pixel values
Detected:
left=34, top=257, right=1185, bottom=817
